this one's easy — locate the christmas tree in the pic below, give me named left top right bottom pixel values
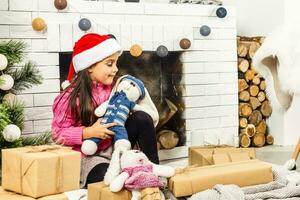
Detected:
left=0, top=40, right=52, bottom=151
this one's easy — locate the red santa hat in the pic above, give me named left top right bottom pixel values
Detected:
left=61, top=33, right=122, bottom=89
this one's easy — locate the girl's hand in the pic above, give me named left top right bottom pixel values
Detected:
left=83, top=119, right=116, bottom=140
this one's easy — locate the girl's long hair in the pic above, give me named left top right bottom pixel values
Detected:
left=66, top=69, right=96, bottom=126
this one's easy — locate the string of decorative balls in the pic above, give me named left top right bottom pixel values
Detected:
left=31, top=0, right=227, bottom=58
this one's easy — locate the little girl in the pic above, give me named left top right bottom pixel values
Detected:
left=51, top=33, right=159, bottom=188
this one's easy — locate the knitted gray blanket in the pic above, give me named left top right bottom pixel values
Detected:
left=189, top=167, right=300, bottom=200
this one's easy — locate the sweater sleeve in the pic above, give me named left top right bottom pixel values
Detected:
left=51, top=93, right=84, bottom=146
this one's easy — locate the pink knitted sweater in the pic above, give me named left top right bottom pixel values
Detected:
left=51, top=81, right=113, bottom=153
left=122, top=164, right=163, bottom=190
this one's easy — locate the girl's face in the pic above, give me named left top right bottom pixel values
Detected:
left=88, top=52, right=120, bottom=85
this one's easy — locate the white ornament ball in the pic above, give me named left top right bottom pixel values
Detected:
left=2, top=124, right=21, bottom=142
left=3, top=93, right=17, bottom=105
left=0, top=74, right=14, bottom=90
left=0, top=54, right=8, bottom=71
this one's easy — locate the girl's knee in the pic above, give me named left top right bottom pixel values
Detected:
left=131, top=111, right=153, bottom=125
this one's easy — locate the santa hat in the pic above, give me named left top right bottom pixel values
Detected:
left=252, top=23, right=300, bottom=111
left=61, top=33, right=122, bottom=89
left=111, top=75, right=159, bottom=126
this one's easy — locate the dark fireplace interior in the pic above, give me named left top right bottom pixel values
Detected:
left=59, top=51, right=185, bottom=149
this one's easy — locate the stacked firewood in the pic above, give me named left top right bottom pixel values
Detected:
left=237, top=36, right=274, bottom=148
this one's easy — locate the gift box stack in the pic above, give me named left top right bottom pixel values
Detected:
left=168, top=146, right=274, bottom=198
left=1, top=145, right=81, bottom=199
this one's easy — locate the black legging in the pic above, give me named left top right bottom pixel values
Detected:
left=85, top=111, right=159, bottom=187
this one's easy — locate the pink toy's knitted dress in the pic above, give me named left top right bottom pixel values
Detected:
left=122, top=164, right=163, bottom=190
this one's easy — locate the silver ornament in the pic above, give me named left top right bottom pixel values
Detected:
left=79, top=18, right=91, bottom=31
left=156, top=45, right=168, bottom=58
left=200, top=25, right=211, bottom=36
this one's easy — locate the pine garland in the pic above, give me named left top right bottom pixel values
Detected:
left=21, top=131, right=53, bottom=146
left=9, top=62, right=42, bottom=93
left=4, top=102, right=24, bottom=131
left=0, top=104, right=22, bottom=156
left=0, top=40, right=26, bottom=67
left=0, top=104, right=11, bottom=132
left=0, top=40, right=43, bottom=149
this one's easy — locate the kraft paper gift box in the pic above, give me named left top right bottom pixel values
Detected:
left=169, top=159, right=273, bottom=197
left=188, top=145, right=256, bottom=166
left=88, top=182, right=132, bottom=200
left=0, top=187, right=68, bottom=200
left=1, top=145, right=81, bottom=198
left=141, top=187, right=162, bottom=200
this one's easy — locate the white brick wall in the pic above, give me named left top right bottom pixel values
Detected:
left=1, top=0, right=238, bottom=154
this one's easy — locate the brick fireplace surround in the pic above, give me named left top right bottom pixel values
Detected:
left=0, top=0, right=238, bottom=159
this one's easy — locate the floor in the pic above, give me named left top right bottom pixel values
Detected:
left=161, top=145, right=300, bottom=172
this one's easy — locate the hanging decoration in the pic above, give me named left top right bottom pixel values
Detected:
left=3, top=93, right=17, bottom=106
left=179, top=38, right=191, bottom=50
left=130, top=44, right=143, bottom=57
left=54, top=0, right=68, bottom=10
left=78, top=18, right=91, bottom=31
left=32, top=17, right=47, bottom=31
left=0, top=74, right=14, bottom=91
left=2, top=124, right=21, bottom=142
left=216, top=7, right=227, bottom=18
left=0, top=54, right=8, bottom=70
left=200, top=25, right=211, bottom=36
left=156, top=45, right=168, bottom=58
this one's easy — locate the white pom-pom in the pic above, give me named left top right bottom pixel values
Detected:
left=284, top=158, right=296, bottom=170
left=2, top=124, right=21, bottom=142
left=81, top=140, right=98, bottom=155
left=61, top=80, right=70, bottom=90
left=3, top=93, right=17, bottom=105
left=0, top=54, right=8, bottom=71
left=0, top=74, right=14, bottom=90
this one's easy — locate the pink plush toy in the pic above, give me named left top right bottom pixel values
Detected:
left=108, top=149, right=175, bottom=200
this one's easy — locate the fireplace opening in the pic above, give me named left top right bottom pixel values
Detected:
left=59, top=51, right=185, bottom=149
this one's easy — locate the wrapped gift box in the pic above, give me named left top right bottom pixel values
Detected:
left=141, top=187, right=162, bottom=200
left=169, top=160, right=273, bottom=197
left=88, top=182, right=131, bottom=200
left=0, top=187, right=67, bottom=200
left=188, top=146, right=256, bottom=166
left=2, top=145, right=81, bottom=198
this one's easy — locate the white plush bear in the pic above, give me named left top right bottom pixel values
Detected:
left=109, top=149, right=175, bottom=200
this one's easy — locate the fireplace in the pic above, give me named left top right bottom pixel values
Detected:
left=6, top=1, right=238, bottom=159
left=59, top=50, right=186, bottom=149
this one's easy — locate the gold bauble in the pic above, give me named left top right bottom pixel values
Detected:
left=130, top=44, right=143, bottom=57
left=32, top=17, right=47, bottom=31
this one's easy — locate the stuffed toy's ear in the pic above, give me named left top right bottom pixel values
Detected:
left=137, top=88, right=159, bottom=126
left=111, top=75, right=159, bottom=126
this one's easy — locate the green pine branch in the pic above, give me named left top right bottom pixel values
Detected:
left=4, top=101, right=24, bottom=131
left=0, top=40, right=27, bottom=67
left=9, top=62, right=43, bottom=93
left=0, top=104, right=11, bottom=132
left=21, top=131, right=53, bottom=146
